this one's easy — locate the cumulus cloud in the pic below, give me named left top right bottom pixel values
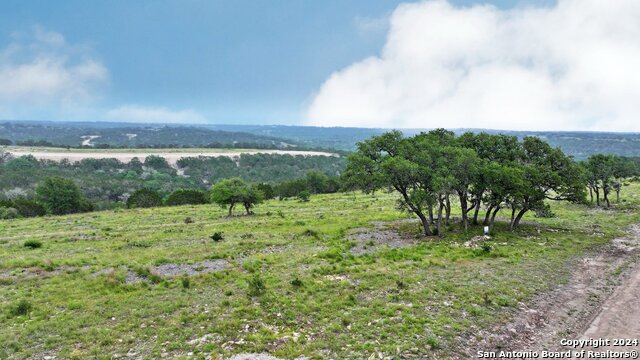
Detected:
left=0, top=27, right=108, bottom=115
left=306, top=0, right=640, bottom=132
left=106, top=105, right=206, bottom=124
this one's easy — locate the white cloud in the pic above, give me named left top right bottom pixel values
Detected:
left=0, top=27, right=108, bottom=115
left=306, top=0, right=640, bottom=132
left=106, top=105, right=206, bottom=124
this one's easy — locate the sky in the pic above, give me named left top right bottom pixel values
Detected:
left=0, top=0, right=638, bottom=131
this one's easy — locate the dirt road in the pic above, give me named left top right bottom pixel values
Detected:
left=456, top=224, right=640, bottom=358
left=580, top=261, right=640, bottom=341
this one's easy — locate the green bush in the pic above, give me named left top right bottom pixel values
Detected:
left=210, top=232, right=224, bottom=242
left=23, top=240, right=43, bottom=249
left=534, top=204, right=556, bottom=218
left=297, top=190, right=311, bottom=202
left=127, top=188, right=163, bottom=208
left=290, top=276, right=304, bottom=288
left=0, top=207, right=19, bottom=219
left=9, top=300, right=32, bottom=317
left=165, top=189, right=209, bottom=206
left=11, top=198, right=46, bottom=218
left=35, top=177, right=92, bottom=215
left=247, top=275, right=266, bottom=297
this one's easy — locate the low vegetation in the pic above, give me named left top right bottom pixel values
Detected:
left=1, top=130, right=640, bottom=358
left=1, top=183, right=639, bottom=358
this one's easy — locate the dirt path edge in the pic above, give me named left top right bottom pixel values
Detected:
left=451, top=224, right=640, bottom=359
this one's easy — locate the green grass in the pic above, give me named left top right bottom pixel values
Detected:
left=1, top=184, right=639, bottom=359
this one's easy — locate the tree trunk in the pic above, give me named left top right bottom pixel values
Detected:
left=437, top=197, right=444, bottom=237
left=511, top=209, right=527, bottom=229
left=616, top=189, right=620, bottom=203
left=228, top=202, right=235, bottom=216
left=459, top=193, right=468, bottom=230
left=595, top=188, right=600, bottom=206
left=417, top=212, right=433, bottom=236
left=489, top=206, right=501, bottom=230
left=510, top=205, right=516, bottom=224
left=472, top=199, right=481, bottom=225
left=483, top=204, right=494, bottom=225
left=589, top=186, right=593, bottom=203
left=445, top=194, right=451, bottom=225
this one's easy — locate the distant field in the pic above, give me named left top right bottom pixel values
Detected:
left=1, top=186, right=639, bottom=358
left=5, top=146, right=337, bottom=165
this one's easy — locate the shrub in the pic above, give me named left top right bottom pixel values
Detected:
left=127, top=188, right=162, bottom=208
left=247, top=274, right=266, bottom=297
left=255, top=183, right=275, bottom=200
left=0, top=207, right=19, bottom=219
left=11, top=198, right=46, bottom=218
left=35, top=177, right=91, bottom=215
left=10, top=299, right=32, bottom=317
left=165, top=189, right=209, bottom=206
left=290, top=276, right=304, bottom=288
left=210, top=232, right=224, bottom=242
left=184, top=217, right=194, bottom=224
left=426, top=335, right=441, bottom=350
left=181, top=276, right=191, bottom=289
left=23, top=240, right=42, bottom=249
left=534, top=204, right=556, bottom=218
left=301, top=229, right=319, bottom=238
left=297, top=190, right=311, bottom=202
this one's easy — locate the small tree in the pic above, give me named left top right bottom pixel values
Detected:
left=127, top=188, right=163, bottom=208
left=211, top=178, right=263, bottom=215
left=255, top=183, right=275, bottom=200
left=36, top=177, right=91, bottom=215
left=297, top=190, right=311, bottom=202
left=165, top=189, right=208, bottom=206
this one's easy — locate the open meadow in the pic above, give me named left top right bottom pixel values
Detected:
left=1, top=184, right=640, bottom=359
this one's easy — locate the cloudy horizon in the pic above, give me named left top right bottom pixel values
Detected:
left=1, top=1, right=639, bottom=132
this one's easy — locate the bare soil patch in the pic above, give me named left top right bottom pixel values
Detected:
left=91, top=259, right=231, bottom=283
left=152, top=259, right=230, bottom=277
left=347, top=220, right=420, bottom=255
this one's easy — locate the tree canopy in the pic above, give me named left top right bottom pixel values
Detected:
left=210, top=178, right=264, bottom=215
left=344, top=130, right=586, bottom=236
left=36, top=177, right=93, bottom=215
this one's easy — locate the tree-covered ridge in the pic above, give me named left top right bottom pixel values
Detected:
left=209, top=125, right=640, bottom=159
left=0, top=152, right=345, bottom=210
left=0, top=122, right=298, bottom=149
left=2, top=121, right=639, bottom=159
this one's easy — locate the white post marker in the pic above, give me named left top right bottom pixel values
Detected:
left=483, top=226, right=489, bottom=235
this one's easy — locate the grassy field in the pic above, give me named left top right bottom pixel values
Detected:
left=1, top=185, right=640, bottom=359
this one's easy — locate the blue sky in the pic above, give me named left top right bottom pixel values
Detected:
left=0, top=0, right=561, bottom=126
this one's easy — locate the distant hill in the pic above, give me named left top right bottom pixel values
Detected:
left=0, top=121, right=297, bottom=149
left=1, top=121, right=639, bottom=160
left=207, top=125, right=640, bottom=160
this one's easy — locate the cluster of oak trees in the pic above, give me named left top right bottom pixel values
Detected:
left=342, top=129, right=588, bottom=236
left=583, top=154, right=638, bottom=208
